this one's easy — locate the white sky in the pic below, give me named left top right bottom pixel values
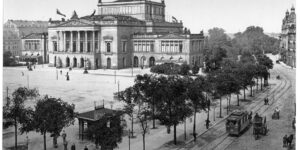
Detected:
left=2, top=0, right=296, bottom=33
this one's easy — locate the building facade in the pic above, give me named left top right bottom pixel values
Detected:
left=21, top=33, right=48, bottom=64
left=48, top=0, right=206, bottom=69
left=3, top=20, right=48, bottom=57
left=280, top=6, right=296, bottom=67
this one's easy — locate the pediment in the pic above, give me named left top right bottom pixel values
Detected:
left=159, top=33, right=186, bottom=39
left=57, top=19, right=95, bottom=27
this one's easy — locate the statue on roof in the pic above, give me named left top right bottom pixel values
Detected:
left=90, top=10, right=96, bottom=17
left=56, top=9, right=66, bottom=17
left=71, top=11, right=79, bottom=20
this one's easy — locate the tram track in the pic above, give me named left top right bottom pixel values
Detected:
left=177, top=66, right=291, bottom=150
left=213, top=66, right=292, bottom=150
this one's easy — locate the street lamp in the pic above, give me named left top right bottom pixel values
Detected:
left=128, top=129, right=131, bottom=150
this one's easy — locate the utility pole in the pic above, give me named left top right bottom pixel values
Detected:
left=118, top=81, right=120, bottom=94
left=128, top=129, right=131, bottom=150
left=6, top=87, right=8, bottom=99
left=27, top=74, right=29, bottom=88
left=114, top=70, right=116, bottom=84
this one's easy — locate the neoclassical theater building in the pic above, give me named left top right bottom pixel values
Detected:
left=48, top=0, right=206, bottom=69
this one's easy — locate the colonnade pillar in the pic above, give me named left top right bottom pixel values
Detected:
left=77, top=31, right=80, bottom=53
left=70, top=31, right=73, bottom=52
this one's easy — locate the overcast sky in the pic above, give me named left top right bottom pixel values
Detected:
left=3, top=0, right=296, bottom=33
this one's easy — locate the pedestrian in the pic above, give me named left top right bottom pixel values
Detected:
left=283, top=134, right=287, bottom=147
left=71, top=143, right=76, bottom=150
left=63, top=141, right=68, bottom=150
left=22, top=72, right=24, bottom=76
left=84, top=145, right=88, bottom=150
left=60, top=70, right=62, bottom=75
left=25, top=136, right=29, bottom=148
left=62, top=130, right=67, bottom=142
left=205, top=119, right=210, bottom=129
left=66, top=73, right=70, bottom=81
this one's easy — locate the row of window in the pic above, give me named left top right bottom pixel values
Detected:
left=161, top=41, right=183, bottom=53
left=25, top=40, right=40, bottom=50
left=133, top=41, right=154, bottom=52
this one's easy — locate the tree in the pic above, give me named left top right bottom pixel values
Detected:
left=3, top=51, right=16, bottom=66
left=86, top=112, right=125, bottom=149
left=118, top=86, right=139, bottom=137
left=155, top=75, right=193, bottom=145
left=192, top=64, right=200, bottom=75
left=32, top=96, right=75, bottom=150
left=135, top=74, right=160, bottom=129
left=186, top=76, right=207, bottom=141
left=135, top=98, right=151, bottom=150
left=179, top=63, right=191, bottom=75
left=3, top=87, right=39, bottom=150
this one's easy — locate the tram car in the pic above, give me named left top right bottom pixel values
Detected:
left=253, top=114, right=268, bottom=140
left=226, top=111, right=251, bottom=136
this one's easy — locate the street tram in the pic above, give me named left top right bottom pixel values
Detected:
left=226, top=111, right=251, bottom=136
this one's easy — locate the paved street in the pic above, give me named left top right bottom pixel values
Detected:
left=167, top=55, right=296, bottom=150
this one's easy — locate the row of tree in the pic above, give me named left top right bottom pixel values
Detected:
left=118, top=52, right=273, bottom=149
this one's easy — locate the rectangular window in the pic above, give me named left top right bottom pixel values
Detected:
left=66, top=41, right=70, bottom=51
left=146, top=41, right=150, bottom=52
left=80, top=42, right=84, bottom=52
left=122, top=41, right=127, bottom=52
left=53, top=41, right=57, bottom=51
left=134, top=42, right=138, bottom=52
left=95, top=42, right=98, bottom=52
left=73, top=41, right=77, bottom=52
left=138, top=41, right=142, bottom=52
left=87, top=42, right=91, bottom=52
left=179, top=41, right=183, bottom=53
left=150, top=41, right=154, bottom=52
left=166, top=41, right=169, bottom=53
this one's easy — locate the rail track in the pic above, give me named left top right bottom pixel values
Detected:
left=177, top=66, right=292, bottom=150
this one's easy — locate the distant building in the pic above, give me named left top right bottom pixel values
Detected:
left=48, top=0, right=207, bottom=70
left=279, top=6, right=296, bottom=67
left=21, top=33, right=48, bottom=64
left=3, top=20, right=48, bottom=57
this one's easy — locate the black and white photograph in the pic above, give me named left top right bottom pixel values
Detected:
left=2, top=0, right=297, bottom=149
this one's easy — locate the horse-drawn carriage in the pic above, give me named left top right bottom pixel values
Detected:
left=226, top=111, right=251, bottom=136
left=253, top=114, right=268, bottom=140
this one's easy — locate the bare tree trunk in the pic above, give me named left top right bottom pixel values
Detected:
left=193, top=110, right=197, bottom=142
left=142, top=134, right=145, bottom=150
left=131, top=116, right=134, bottom=137
left=250, top=85, right=253, bottom=97
left=237, top=94, right=239, bottom=106
left=14, top=119, right=17, bottom=150
left=229, top=94, right=231, bottom=112
left=44, top=132, right=46, bottom=150
left=173, top=125, right=177, bottom=145
left=152, top=101, right=155, bottom=129
left=219, top=98, right=222, bottom=118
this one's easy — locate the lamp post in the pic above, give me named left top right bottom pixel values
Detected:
left=128, top=129, right=131, bottom=150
